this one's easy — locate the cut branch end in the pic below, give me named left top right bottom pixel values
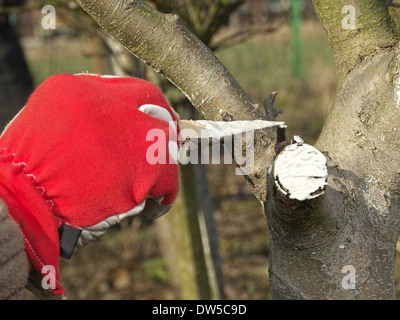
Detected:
left=273, top=142, right=328, bottom=202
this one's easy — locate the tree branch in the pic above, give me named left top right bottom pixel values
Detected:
left=183, top=0, right=204, bottom=38
left=312, top=0, right=399, bottom=86
left=75, top=0, right=278, bottom=201
left=210, top=18, right=286, bottom=51
left=389, top=0, right=400, bottom=36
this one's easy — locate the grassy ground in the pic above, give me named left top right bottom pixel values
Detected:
left=23, top=22, right=400, bottom=300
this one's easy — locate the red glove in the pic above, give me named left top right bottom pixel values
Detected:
left=0, top=74, right=180, bottom=297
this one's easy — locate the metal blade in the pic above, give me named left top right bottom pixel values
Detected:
left=177, top=119, right=286, bottom=165
left=178, top=119, right=285, bottom=141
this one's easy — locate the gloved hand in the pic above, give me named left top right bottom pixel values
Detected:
left=0, top=74, right=180, bottom=297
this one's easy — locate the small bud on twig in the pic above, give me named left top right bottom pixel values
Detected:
left=262, top=91, right=283, bottom=120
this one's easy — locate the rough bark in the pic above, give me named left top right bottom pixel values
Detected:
left=264, top=1, right=400, bottom=299
left=314, top=0, right=400, bottom=300
left=312, top=0, right=399, bottom=87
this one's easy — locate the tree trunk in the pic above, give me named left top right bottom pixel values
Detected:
left=265, top=1, right=400, bottom=299
left=156, top=163, right=213, bottom=299
left=75, top=0, right=400, bottom=299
